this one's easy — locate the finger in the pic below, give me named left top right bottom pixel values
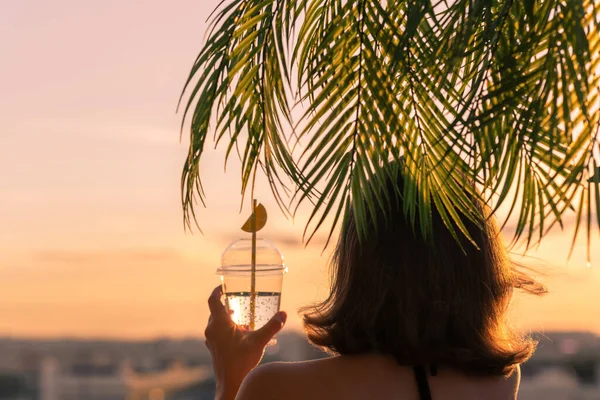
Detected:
left=204, top=316, right=212, bottom=340
left=250, top=311, right=287, bottom=346
left=210, top=285, right=223, bottom=299
left=207, top=285, right=228, bottom=320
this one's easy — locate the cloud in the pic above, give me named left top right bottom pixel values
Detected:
left=272, top=233, right=303, bottom=247
left=215, top=230, right=331, bottom=249
left=32, top=248, right=182, bottom=265
left=500, top=212, right=598, bottom=239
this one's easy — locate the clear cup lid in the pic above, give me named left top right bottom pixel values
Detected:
left=218, top=238, right=285, bottom=274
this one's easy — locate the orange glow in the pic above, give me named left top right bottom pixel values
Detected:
left=0, top=0, right=598, bottom=339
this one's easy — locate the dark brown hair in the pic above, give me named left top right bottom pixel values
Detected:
left=303, top=171, right=546, bottom=376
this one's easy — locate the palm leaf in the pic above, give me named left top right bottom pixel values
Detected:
left=180, top=0, right=600, bottom=262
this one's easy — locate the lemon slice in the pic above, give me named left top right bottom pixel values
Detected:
left=241, top=203, right=267, bottom=232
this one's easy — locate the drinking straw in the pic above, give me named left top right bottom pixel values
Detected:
left=249, top=199, right=257, bottom=330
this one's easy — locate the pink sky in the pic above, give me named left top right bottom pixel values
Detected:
left=0, top=0, right=599, bottom=339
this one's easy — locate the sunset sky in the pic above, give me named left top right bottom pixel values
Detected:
left=1, top=0, right=599, bottom=339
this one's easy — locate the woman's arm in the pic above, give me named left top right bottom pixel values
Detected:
left=204, top=286, right=287, bottom=400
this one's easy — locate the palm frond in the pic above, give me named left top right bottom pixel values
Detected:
left=180, top=0, right=300, bottom=228
left=180, top=0, right=600, bottom=262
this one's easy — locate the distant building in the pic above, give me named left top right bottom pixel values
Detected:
left=520, top=367, right=582, bottom=399
left=0, top=330, right=596, bottom=399
left=164, top=379, right=216, bottom=400
left=39, top=357, right=212, bottom=400
left=0, top=372, right=31, bottom=399
left=126, top=360, right=212, bottom=399
left=519, top=331, right=600, bottom=400
left=40, top=357, right=126, bottom=400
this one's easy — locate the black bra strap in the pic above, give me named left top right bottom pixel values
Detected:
left=430, top=364, right=438, bottom=377
left=413, top=365, right=432, bottom=400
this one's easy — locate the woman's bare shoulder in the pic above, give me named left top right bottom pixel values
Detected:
left=236, top=359, right=334, bottom=400
left=245, top=358, right=339, bottom=382
left=236, top=355, right=412, bottom=400
left=236, top=357, right=522, bottom=400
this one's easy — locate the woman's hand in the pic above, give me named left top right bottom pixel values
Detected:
left=205, top=286, right=287, bottom=400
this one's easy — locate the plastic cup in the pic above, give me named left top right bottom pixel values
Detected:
left=218, top=239, right=286, bottom=331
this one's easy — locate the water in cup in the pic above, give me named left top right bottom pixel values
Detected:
left=218, top=238, right=286, bottom=332
left=224, top=291, right=281, bottom=329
